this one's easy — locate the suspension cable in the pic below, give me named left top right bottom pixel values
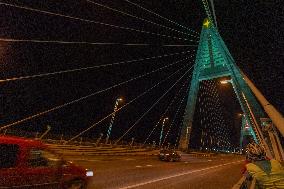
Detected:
left=0, top=50, right=194, bottom=83
left=0, top=56, right=192, bottom=131
left=162, top=87, right=189, bottom=146
left=115, top=65, right=194, bottom=144
left=123, top=0, right=199, bottom=35
left=143, top=79, right=189, bottom=145
left=174, top=119, right=184, bottom=148
left=0, top=38, right=198, bottom=46
left=86, top=0, right=198, bottom=39
left=0, top=2, right=190, bottom=42
left=66, top=62, right=192, bottom=143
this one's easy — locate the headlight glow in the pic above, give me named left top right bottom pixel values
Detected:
left=86, top=170, right=93, bottom=177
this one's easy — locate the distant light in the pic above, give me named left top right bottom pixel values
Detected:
left=220, top=80, right=230, bottom=84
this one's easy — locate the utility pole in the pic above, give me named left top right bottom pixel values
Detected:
left=105, top=97, right=123, bottom=144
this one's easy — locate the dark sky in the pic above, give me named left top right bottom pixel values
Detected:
left=0, top=0, right=283, bottom=147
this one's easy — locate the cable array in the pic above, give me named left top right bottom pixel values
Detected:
left=123, top=0, right=199, bottom=36
left=66, top=63, right=193, bottom=143
left=86, top=0, right=198, bottom=39
left=1, top=1, right=200, bottom=144
left=0, top=50, right=194, bottom=83
left=143, top=79, right=189, bottom=145
left=161, top=87, right=189, bottom=146
left=0, top=2, right=191, bottom=42
left=197, top=80, right=234, bottom=151
left=115, top=65, right=194, bottom=144
left=0, top=56, right=193, bottom=131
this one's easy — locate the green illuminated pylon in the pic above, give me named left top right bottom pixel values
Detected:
left=179, top=19, right=266, bottom=150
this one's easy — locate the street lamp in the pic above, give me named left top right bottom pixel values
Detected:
left=220, top=79, right=232, bottom=84
left=105, top=97, right=123, bottom=144
left=159, top=117, right=169, bottom=147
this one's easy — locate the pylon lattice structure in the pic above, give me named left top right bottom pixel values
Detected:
left=179, top=18, right=273, bottom=155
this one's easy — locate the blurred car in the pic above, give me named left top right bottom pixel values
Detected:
left=159, top=149, right=181, bottom=162
left=0, top=136, right=93, bottom=189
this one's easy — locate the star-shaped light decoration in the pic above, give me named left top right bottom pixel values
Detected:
left=203, top=19, right=210, bottom=28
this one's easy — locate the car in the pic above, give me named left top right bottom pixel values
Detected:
left=159, top=149, right=181, bottom=162
left=0, top=135, right=93, bottom=189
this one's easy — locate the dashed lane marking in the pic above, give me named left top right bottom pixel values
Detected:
left=120, top=160, right=243, bottom=189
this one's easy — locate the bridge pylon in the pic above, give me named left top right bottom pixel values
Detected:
left=179, top=19, right=273, bottom=156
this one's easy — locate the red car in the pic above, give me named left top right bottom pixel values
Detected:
left=0, top=136, right=93, bottom=189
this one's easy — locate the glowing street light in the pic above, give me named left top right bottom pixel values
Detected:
left=105, top=97, right=123, bottom=144
left=220, top=79, right=232, bottom=84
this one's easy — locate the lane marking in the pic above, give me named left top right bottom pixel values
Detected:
left=120, top=160, right=243, bottom=189
left=125, top=158, right=135, bottom=161
left=208, top=160, right=212, bottom=161
left=146, top=165, right=152, bottom=167
left=75, top=159, right=99, bottom=162
left=135, top=165, right=142, bottom=168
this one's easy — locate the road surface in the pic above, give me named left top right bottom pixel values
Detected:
left=68, top=153, right=244, bottom=189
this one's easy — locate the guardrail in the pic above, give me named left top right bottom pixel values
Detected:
left=44, top=140, right=218, bottom=158
left=45, top=141, right=160, bottom=157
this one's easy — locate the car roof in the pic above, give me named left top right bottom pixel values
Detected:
left=0, top=135, right=46, bottom=148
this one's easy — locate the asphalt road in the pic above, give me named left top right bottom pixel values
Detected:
left=68, top=153, right=245, bottom=189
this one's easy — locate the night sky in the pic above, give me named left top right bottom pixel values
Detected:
left=0, top=0, right=283, bottom=148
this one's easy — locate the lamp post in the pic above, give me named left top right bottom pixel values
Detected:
left=159, top=117, right=169, bottom=147
left=105, top=97, right=123, bottom=144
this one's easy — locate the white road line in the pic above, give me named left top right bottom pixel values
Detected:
left=208, top=159, right=212, bottom=161
left=135, top=165, right=142, bottom=168
left=75, top=159, right=99, bottom=162
left=146, top=165, right=153, bottom=167
left=125, top=158, right=135, bottom=161
left=120, top=160, right=243, bottom=189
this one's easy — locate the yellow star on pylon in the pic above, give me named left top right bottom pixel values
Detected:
left=203, top=19, right=210, bottom=28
